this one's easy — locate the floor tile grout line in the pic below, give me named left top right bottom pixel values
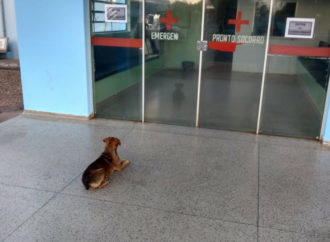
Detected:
left=258, top=140, right=325, bottom=152
left=22, top=113, right=248, bottom=146
left=131, top=126, right=257, bottom=144
left=2, top=193, right=57, bottom=242
left=134, top=122, right=322, bottom=149
left=59, top=191, right=330, bottom=238
left=253, top=147, right=329, bottom=239
left=57, top=171, right=84, bottom=194
left=257, top=143, right=261, bottom=242
left=0, top=182, right=56, bottom=194
left=257, top=225, right=330, bottom=238
left=4, top=180, right=324, bottom=242
left=13, top=114, right=136, bottom=133
left=7, top=115, right=325, bottom=152
left=1, top=124, right=134, bottom=240
left=11, top=114, right=327, bottom=149
left=58, top=191, right=256, bottom=228
left=129, top=124, right=324, bottom=152
left=2, top=167, right=327, bottom=239
left=2, top=171, right=84, bottom=242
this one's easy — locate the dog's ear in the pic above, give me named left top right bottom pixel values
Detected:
left=103, top=137, right=111, bottom=143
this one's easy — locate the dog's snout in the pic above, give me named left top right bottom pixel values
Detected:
left=103, top=137, right=121, bottom=146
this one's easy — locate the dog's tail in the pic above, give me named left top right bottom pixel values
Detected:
left=82, top=174, right=90, bottom=190
left=83, top=182, right=90, bottom=190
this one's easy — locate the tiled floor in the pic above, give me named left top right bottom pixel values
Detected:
left=1, top=114, right=330, bottom=241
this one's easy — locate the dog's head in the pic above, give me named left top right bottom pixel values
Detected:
left=103, top=137, right=121, bottom=149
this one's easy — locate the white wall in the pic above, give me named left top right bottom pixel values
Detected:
left=0, top=0, right=19, bottom=59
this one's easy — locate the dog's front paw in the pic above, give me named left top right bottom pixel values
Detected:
left=121, top=160, right=130, bottom=168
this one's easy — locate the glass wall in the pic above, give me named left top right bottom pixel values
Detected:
left=92, top=0, right=142, bottom=121
left=91, top=0, right=330, bottom=140
left=260, top=0, right=330, bottom=139
left=144, top=0, right=202, bottom=126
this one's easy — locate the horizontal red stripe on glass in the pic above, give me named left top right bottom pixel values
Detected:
left=91, top=37, right=142, bottom=48
left=268, top=44, right=330, bottom=58
left=208, top=42, right=242, bottom=52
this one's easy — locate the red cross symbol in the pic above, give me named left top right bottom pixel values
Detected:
left=228, top=11, right=249, bottom=33
left=160, top=10, right=178, bottom=31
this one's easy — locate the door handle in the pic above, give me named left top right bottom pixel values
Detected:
left=196, top=41, right=208, bottom=51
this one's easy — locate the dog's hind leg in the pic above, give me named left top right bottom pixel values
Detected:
left=87, top=174, right=105, bottom=190
left=98, top=179, right=109, bottom=189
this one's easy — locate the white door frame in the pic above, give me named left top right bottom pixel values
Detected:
left=256, top=0, right=274, bottom=134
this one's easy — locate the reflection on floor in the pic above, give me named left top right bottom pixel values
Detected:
left=96, top=85, right=142, bottom=121
left=96, top=67, right=324, bottom=139
left=96, top=69, right=199, bottom=126
left=199, top=66, right=262, bottom=132
left=144, top=69, right=198, bottom=126
left=261, top=74, right=322, bottom=139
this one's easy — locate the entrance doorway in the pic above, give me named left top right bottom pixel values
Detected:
left=199, top=0, right=267, bottom=132
left=144, top=1, right=202, bottom=126
left=91, top=0, right=330, bottom=140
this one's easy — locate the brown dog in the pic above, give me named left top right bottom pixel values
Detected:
left=82, top=137, right=130, bottom=190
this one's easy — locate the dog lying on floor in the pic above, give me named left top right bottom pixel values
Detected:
left=82, top=137, right=130, bottom=190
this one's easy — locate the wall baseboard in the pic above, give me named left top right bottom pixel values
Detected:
left=322, top=140, right=330, bottom=146
left=23, top=110, right=94, bottom=120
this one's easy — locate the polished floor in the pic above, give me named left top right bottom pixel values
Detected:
left=1, top=114, right=330, bottom=241
left=96, top=68, right=323, bottom=139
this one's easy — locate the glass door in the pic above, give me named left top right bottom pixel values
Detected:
left=92, top=0, right=143, bottom=121
left=144, top=0, right=203, bottom=126
left=259, top=0, right=330, bottom=139
left=198, top=0, right=271, bottom=132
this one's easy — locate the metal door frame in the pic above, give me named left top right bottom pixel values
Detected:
left=191, top=0, right=276, bottom=133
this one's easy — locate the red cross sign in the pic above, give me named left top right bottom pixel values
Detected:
left=160, top=10, right=178, bottom=31
left=228, top=11, right=249, bottom=33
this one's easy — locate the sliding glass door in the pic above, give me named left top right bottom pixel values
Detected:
left=259, top=0, right=330, bottom=139
left=144, top=0, right=203, bottom=126
left=198, top=0, right=270, bottom=132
